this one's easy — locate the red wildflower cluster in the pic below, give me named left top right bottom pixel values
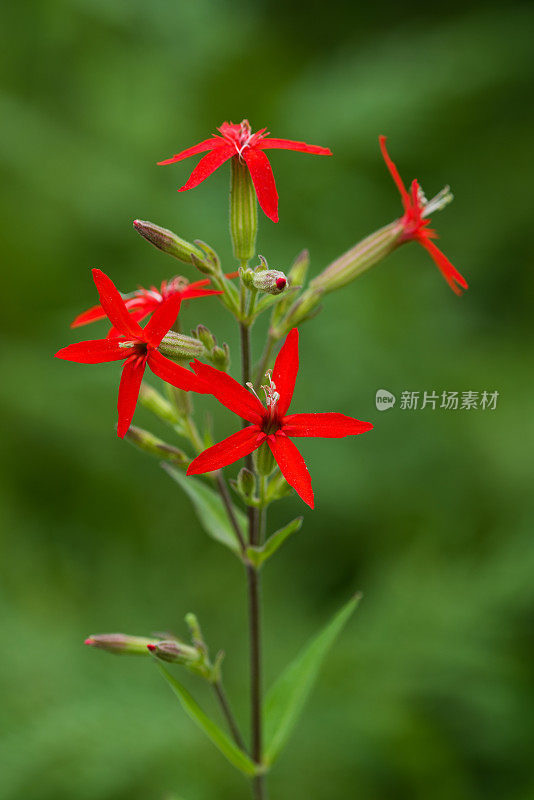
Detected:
left=187, top=329, right=373, bottom=509
left=379, top=136, right=468, bottom=295
left=158, top=119, right=332, bottom=222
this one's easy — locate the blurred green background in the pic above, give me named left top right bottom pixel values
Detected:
left=1, top=1, right=534, bottom=798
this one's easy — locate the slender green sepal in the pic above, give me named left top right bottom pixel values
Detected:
left=230, top=157, right=257, bottom=263
left=163, top=465, right=246, bottom=555
left=157, top=665, right=259, bottom=776
left=247, top=517, right=303, bottom=568
left=264, top=593, right=361, bottom=764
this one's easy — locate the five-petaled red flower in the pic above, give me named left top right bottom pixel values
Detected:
left=186, top=329, right=373, bottom=509
left=71, top=276, right=222, bottom=337
left=55, top=269, right=206, bottom=437
left=158, top=119, right=332, bottom=223
left=379, top=135, right=468, bottom=295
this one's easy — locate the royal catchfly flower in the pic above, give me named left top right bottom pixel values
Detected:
left=158, top=119, right=332, bottom=223
left=379, top=135, right=468, bottom=295
left=56, top=269, right=206, bottom=437
left=186, top=329, right=373, bottom=508
left=71, top=276, right=223, bottom=337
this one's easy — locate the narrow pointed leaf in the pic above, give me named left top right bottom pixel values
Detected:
left=163, top=465, right=246, bottom=554
left=247, top=517, right=302, bottom=568
left=264, top=593, right=361, bottom=764
left=157, top=665, right=258, bottom=776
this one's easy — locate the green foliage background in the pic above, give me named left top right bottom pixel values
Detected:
left=1, top=1, right=533, bottom=798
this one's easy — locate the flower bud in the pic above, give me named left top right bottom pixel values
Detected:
left=85, top=633, right=156, bottom=656
left=237, top=467, right=256, bottom=500
left=147, top=639, right=200, bottom=665
left=195, top=324, right=216, bottom=351
left=230, top=157, right=257, bottom=263
left=288, top=249, right=310, bottom=287
left=133, top=220, right=207, bottom=265
left=125, top=426, right=189, bottom=466
left=139, top=383, right=180, bottom=425
left=309, top=221, right=403, bottom=294
left=252, top=269, right=288, bottom=295
left=158, top=331, right=206, bottom=360
left=211, top=343, right=230, bottom=371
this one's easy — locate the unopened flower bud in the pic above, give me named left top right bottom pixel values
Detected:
left=158, top=331, right=206, bottom=360
left=195, top=324, right=216, bottom=351
left=211, top=343, right=230, bottom=371
left=230, top=158, right=258, bottom=263
left=239, top=267, right=255, bottom=290
left=310, top=221, right=403, bottom=294
left=252, top=269, right=288, bottom=295
left=288, top=249, right=310, bottom=287
left=85, top=633, right=156, bottom=655
left=237, top=467, right=256, bottom=500
left=148, top=639, right=200, bottom=665
left=139, top=383, right=180, bottom=425
left=125, top=426, right=188, bottom=466
left=133, top=220, right=206, bottom=265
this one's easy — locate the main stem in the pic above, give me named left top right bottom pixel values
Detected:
left=240, top=321, right=266, bottom=800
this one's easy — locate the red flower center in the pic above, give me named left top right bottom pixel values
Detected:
left=218, top=119, right=266, bottom=158
left=247, top=372, right=282, bottom=434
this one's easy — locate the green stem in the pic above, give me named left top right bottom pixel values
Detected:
left=212, top=679, right=248, bottom=753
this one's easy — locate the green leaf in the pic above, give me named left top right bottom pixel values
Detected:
left=158, top=665, right=258, bottom=776
left=163, top=465, right=246, bottom=555
left=264, top=593, right=361, bottom=764
left=247, top=517, right=303, bottom=567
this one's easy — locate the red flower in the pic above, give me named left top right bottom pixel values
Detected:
left=71, top=276, right=222, bottom=337
left=56, top=269, right=206, bottom=437
left=158, top=119, right=332, bottom=223
left=379, top=136, right=468, bottom=295
left=186, top=329, right=372, bottom=509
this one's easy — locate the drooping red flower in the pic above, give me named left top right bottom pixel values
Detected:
left=56, top=269, right=207, bottom=437
left=71, top=276, right=222, bottom=337
left=186, top=329, right=373, bottom=509
left=379, top=136, right=468, bottom=295
left=158, top=119, right=332, bottom=223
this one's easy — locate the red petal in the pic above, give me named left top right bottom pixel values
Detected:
left=91, top=269, right=144, bottom=340
left=117, top=355, right=147, bottom=438
left=283, top=413, right=374, bottom=438
left=55, top=339, right=133, bottom=364
left=187, top=426, right=264, bottom=474
left=191, top=360, right=265, bottom=424
left=147, top=351, right=208, bottom=392
left=180, top=287, right=223, bottom=300
left=157, top=138, right=220, bottom=165
left=259, top=138, right=332, bottom=156
left=419, top=237, right=468, bottom=295
left=271, top=328, right=299, bottom=417
left=178, top=145, right=235, bottom=192
left=379, top=135, right=412, bottom=212
left=143, top=291, right=182, bottom=347
left=267, top=433, right=314, bottom=509
left=243, top=148, right=279, bottom=222
left=71, top=304, right=107, bottom=329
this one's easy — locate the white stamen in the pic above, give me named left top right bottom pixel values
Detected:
left=421, top=185, right=454, bottom=218
left=246, top=382, right=262, bottom=403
